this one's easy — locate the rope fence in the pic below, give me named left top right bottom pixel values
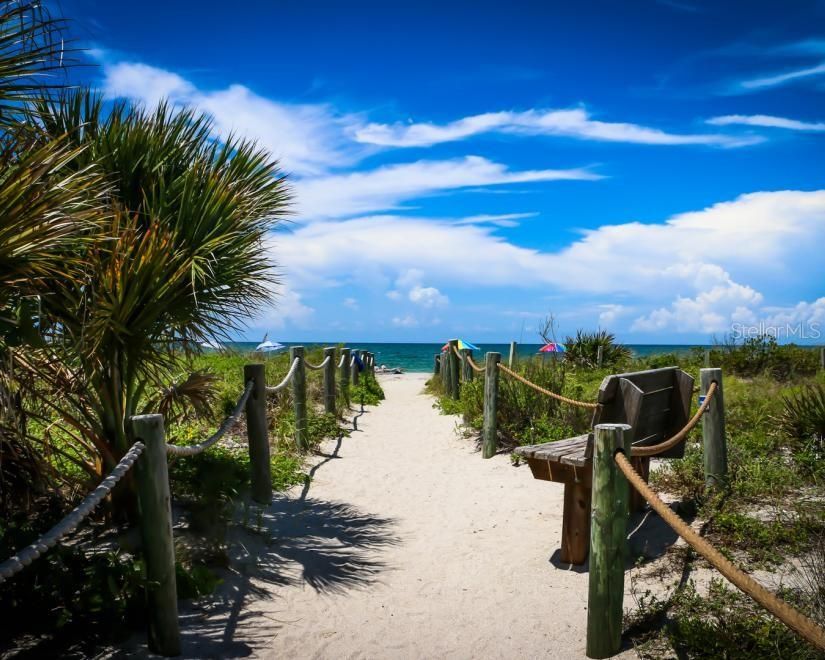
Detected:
left=615, top=451, right=825, bottom=651
left=497, top=362, right=599, bottom=409
left=166, top=381, right=254, bottom=457
left=466, top=353, right=485, bottom=373
left=305, top=355, right=331, bottom=371
left=0, top=441, right=146, bottom=584
left=266, top=357, right=300, bottom=393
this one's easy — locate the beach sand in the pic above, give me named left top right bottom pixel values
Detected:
left=136, top=372, right=675, bottom=659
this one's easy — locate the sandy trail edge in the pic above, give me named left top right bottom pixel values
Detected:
left=125, top=373, right=654, bottom=659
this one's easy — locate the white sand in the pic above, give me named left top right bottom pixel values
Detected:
left=143, top=373, right=669, bottom=659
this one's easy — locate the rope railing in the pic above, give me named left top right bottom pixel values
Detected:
left=497, top=362, right=599, bottom=409
left=166, top=381, right=254, bottom=457
left=266, top=357, right=301, bottom=393
left=629, top=381, right=716, bottom=457
left=0, top=441, right=146, bottom=584
left=615, top=451, right=825, bottom=652
left=466, top=354, right=485, bottom=373
left=305, top=355, right=331, bottom=371
left=337, top=354, right=346, bottom=368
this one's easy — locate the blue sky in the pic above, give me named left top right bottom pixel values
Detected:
left=59, top=0, right=825, bottom=343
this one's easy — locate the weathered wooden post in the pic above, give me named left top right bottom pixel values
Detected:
left=587, top=423, right=631, bottom=659
left=340, top=347, right=351, bottom=405
left=704, top=348, right=711, bottom=367
left=440, top=350, right=449, bottom=389
left=701, top=367, right=727, bottom=490
left=351, top=349, right=360, bottom=386
left=433, top=353, right=441, bottom=376
left=597, top=345, right=604, bottom=368
left=323, top=347, right=336, bottom=414
left=508, top=341, right=517, bottom=368
left=290, top=346, right=307, bottom=451
left=448, top=339, right=460, bottom=399
left=461, top=348, right=474, bottom=383
left=131, top=414, right=180, bottom=657
left=820, top=346, right=824, bottom=371
left=244, top=363, right=271, bottom=503
left=482, top=352, right=500, bottom=458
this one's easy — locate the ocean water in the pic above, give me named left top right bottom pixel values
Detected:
left=224, top=342, right=708, bottom=373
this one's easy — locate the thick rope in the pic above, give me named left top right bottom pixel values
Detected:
left=452, top=344, right=463, bottom=358
left=615, top=452, right=825, bottom=651
left=266, top=357, right=301, bottom=394
left=630, top=382, right=717, bottom=457
left=166, top=381, right=254, bottom=457
left=0, top=442, right=146, bottom=583
left=466, top=354, right=485, bottom=373
left=497, top=363, right=599, bottom=409
left=305, top=355, right=331, bottom=371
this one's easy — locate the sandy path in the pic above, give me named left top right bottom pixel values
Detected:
left=163, top=373, right=647, bottom=659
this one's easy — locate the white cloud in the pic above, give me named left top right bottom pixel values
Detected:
left=100, top=61, right=365, bottom=176
left=354, top=108, right=760, bottom=148
left=409, top=285, right=448, bottom=308
left=343, top=297, right=359, bottom=310
left=707, top=114, right=825, bottom=132
left=739, top=61, right=825, bottom=91
left=272, top=189, right=825, bottom=335
left=391, top=315, right=419, bottom=328
left=453, top=212, right=539, bottom=228
left=251, top=287, right=314, bottom=330
left=294, top=156, right=601, bottom=219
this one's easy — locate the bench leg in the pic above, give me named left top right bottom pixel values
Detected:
left=560, top=480, right=591, bottom=564
left=630, top=457, right=650, bottom=512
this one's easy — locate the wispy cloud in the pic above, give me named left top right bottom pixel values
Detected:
left=354, top=108, right=761, bottom=148
left=100, top=59, right=367, bottom=176
left=737, top=61, right=825, bottom=91
left=294, top=156, right=601, bottom=219
left=708, top=114, right=825, bottom=131
left=452, top=212, right=539, bottom=228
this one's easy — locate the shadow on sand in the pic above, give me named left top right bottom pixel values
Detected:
left=122, top=428, right=399, bottom=658
left=547, top=502, right=695, bottom=574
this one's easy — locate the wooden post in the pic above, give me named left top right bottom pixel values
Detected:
left=433, top=354, right=440, bottom=376
left=704, top=348, right=711, bottom=367
left=448, top=339, right=460, bottom=399
left=290, top=346, right=307, bottom=451
left=131, top=414, right=180, bottom=657
left=701, top=367, right=727, bottom=490
left=587, top=423, right=631, bottom=659
left=508, top=341, right=517, bottom=368
left=461, top=348, right=473, bottom=383
left=441, top=350, right=449, bottom=389
left=323, top=347, right=336, bottom=414
left=244, top=363, right=271, bottom=503
left=482, top=352, right=500, bottom=458
left=597, top=345, right=603, bottom=368
left=351, top=349, right=360, bottom=386
left=340, top=347, right=351, bottom=405
left=820, top=346, right=824, bottom=371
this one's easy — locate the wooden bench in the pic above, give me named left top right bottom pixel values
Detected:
left=514, top=366, right=694, bottom=565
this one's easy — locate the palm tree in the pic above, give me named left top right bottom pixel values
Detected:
left=0, top=1, right=105, bottom=508
left=30, top=91, right=292, bottom=493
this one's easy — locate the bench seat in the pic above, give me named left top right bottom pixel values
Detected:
left=514, top=366, right=694, bottom=565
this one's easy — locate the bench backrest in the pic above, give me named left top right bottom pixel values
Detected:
left=590, top=366, right=694, bottom=459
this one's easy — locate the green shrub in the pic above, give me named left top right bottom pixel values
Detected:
left=564, top=329, right=631, bottom=368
